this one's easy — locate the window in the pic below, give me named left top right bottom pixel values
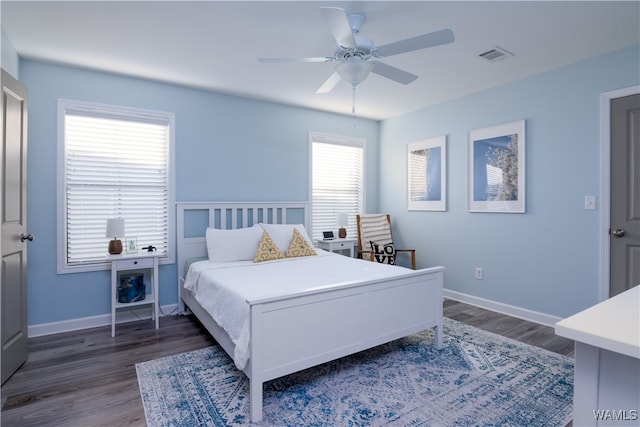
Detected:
left=57, top=100, right=175, bottom=273
left=310, top=132, right=365, bottom=241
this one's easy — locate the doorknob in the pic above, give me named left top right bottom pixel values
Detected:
left=20, top=233, right=34, bottom=242
left=611, top=229, right=625, bottom=238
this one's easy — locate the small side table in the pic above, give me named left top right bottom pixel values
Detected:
left=315, top=237, right=357, bottom=257
left=108, top=252, right=159, bottom=337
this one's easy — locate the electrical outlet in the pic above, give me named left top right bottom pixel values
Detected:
left=475, top=267, right=483, bottom=280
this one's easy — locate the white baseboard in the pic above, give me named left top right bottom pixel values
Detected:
left=443, top=289, right=563, bottom=327
left=28, top=303, right=179, bottom=338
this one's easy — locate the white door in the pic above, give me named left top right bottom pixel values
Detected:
left=1, top=69, right=30, bottom=384
left=610, top=93, right=640, bottom=297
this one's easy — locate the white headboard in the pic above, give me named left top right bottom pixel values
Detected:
left=176, top=200, right=310, bottom=282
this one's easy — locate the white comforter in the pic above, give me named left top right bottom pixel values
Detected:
left=183, top=250, right=416, bottom=370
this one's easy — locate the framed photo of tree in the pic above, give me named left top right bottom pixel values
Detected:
left=407, top=135, right=446, bottom=211
left=125, top=237, right=138, bottom=254
left=468, top=120, right=525, bottom=213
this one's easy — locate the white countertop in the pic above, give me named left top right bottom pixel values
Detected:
left=555, top=285, right=640, bottom=359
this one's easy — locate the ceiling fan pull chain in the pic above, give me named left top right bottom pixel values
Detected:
left=352, top=84, right=357, bottom=115
left=351, top=84, right=360, bottom=126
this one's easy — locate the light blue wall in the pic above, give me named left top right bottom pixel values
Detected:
left=1, top=29, right=19, bottom=78
left=21, top=59, right=379, bottom=326
left=18, top=43, right=640, bottom=328
left=379, top=45, right=640, bottom=318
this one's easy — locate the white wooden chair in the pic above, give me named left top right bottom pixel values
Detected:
left=356, top=214, right=416, bottom=270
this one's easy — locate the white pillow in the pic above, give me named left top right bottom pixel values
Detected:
left=205, top=224, right=263, bottom=263
left=259, top=223, right=313, bottom=253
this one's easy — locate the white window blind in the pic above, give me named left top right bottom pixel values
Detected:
left=409, top=148, right=428, bottom=201
left=58, top=100, right=174, bottom=272
left=310, top=133, right=364, bottom=241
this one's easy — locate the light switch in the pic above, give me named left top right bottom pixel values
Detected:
left=584, top=195, right=596, bottom=210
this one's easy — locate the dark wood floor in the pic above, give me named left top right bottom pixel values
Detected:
left=1, top=299, right=574, bottom=427
left=443, top=299, right=574, bottom=357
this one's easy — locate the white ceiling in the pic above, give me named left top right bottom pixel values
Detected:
left=2, top=1, right=639, bottom=120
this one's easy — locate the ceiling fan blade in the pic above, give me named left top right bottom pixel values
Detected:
left=320, top=7, right=357, bottom=49
left=375, top=28, right=455, bottom=58
left=259, top=56, right=335, bottom=63
left=316, top=72, right=342, bottom=94
left=371, top=61, right=418, bottom=85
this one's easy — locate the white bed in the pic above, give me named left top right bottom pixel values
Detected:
left=177, top=201, right=444, bottom=422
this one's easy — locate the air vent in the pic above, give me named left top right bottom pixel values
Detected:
left=478, top=46, right=514, bottom=62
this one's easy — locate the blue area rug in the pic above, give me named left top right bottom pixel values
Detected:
left=136, top=318, right=573, bottom=426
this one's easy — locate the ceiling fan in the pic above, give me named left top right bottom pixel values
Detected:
left=258, top=7, right=455, bottom=96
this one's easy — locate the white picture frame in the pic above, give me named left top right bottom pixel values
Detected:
left=408, top=135, right=447, bottom=211
left=468, top=120, right=525, bottom=213
left=125, top=237, right=138, bottom=254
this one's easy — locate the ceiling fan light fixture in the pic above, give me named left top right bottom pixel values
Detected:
left=336, top=57, right=373, bottom=86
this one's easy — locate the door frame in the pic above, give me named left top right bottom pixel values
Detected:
left=599, top=85, right=640, bottom=301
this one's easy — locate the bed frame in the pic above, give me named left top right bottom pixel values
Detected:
left=176, top=201, right=444, bottom=422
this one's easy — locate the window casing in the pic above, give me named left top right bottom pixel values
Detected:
left=309, top=132, right=365, bottom=241
left=57, top=99, right=175, bottom=273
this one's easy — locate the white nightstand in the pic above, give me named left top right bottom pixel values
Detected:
left=315, top=237, right=357, bottom=257
left=108, top=252, right=159, bottom=337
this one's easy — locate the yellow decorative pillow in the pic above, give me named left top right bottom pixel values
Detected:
left=254, top=230, right=285, bottom=262
left=285, top=228, right=317, bottom=258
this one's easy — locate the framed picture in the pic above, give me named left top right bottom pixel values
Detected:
left=468, top=120, right=525, bottom=213
left=407, top=135, right=446, bottom=211
left=125, top=237, right=138, bottom=253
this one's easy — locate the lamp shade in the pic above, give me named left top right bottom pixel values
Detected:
left=336, top=57, right=373, bottom=85
left=337, top=213, right=348, bottom=228
left=106, top=218, right=125, bottom=239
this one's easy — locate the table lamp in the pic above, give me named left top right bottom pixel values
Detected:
left=337, top=213, right=348, bottom=238
left=106, top=218, right=125, bottom=254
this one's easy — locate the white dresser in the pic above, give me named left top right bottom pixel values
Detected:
left=555, top=286, right=639, bottom=426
